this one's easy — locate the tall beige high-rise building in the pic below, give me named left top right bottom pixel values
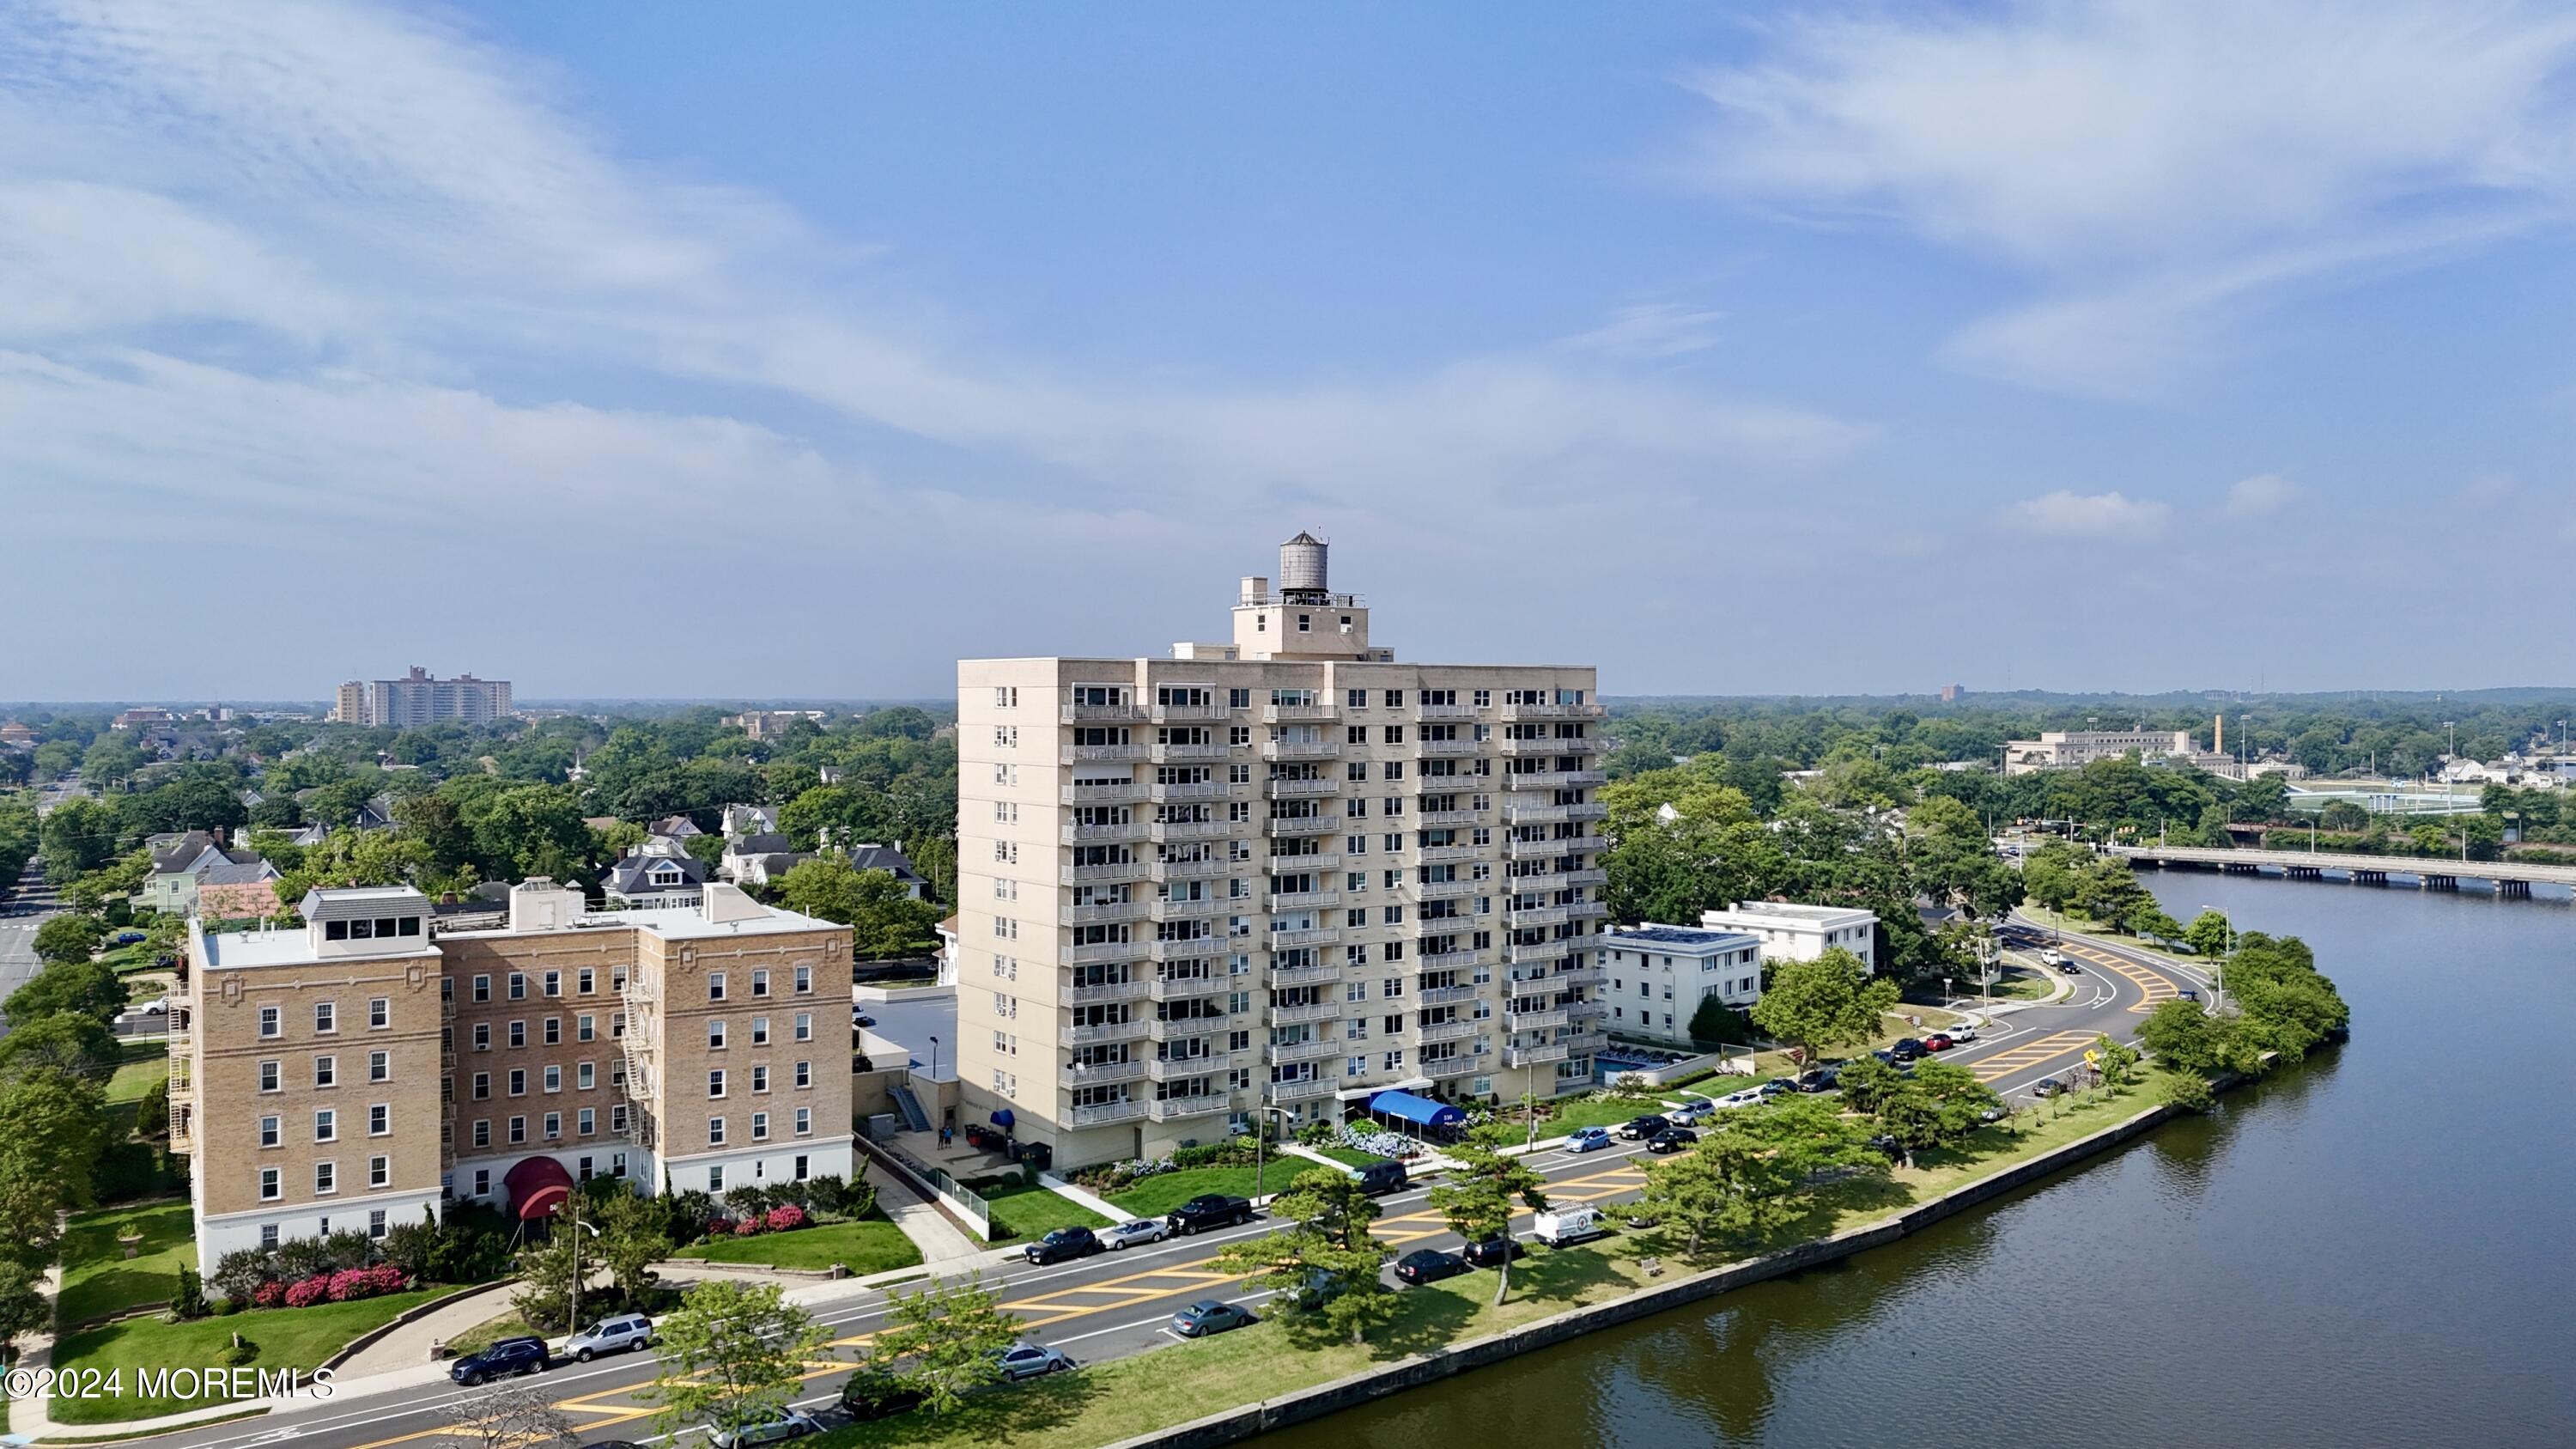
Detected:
left=956, top=533, right=1609, bottom=1169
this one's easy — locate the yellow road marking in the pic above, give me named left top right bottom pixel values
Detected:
left=2064, top=942, right=2181, bottom=1012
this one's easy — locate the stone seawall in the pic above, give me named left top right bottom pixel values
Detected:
left=1105, top=1097, right=2185, bottom=1449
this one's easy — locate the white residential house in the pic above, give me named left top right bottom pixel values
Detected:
left=720, top=803, right=781, bottom=839
left=1601, top=925, right=1764, bottom=1045
left=1698, top=901, right=1880, bottom=975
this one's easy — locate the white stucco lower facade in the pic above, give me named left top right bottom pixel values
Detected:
left=193, top=1184, right=444, bottom=1277
left=656, top=1135, right=856, bottom=1196
left=449, top=1143, right=646, bottom=1209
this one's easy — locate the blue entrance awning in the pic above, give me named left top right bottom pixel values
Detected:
left=1368, top=1089, right=1465, bottom=1129
left=989, top=1108, right=1015, bottom=1129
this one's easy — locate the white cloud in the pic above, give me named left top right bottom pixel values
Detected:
left=2222, top=472, right=2300, bottom=517
left=1996, top=489, right=2172, bottom=539
left=1558, top=302, right=1728, bottom=359
left=1690, top=1, right=2576, bottom=394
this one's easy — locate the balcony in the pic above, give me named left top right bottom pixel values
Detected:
left=1415, top=844, right=1484, bottom=865
left=1419, top=737, right=1483, bottom=757
left=1558, top=1031, right=1609, bottom=1053
left=1062, top=822, right=1146, bottom=844
left=1506, top=904, right=1568, bottom=929
left=1416, top=947, right=1483, bottom=971
left=1064, top=978, right=1147, bottom=1006
left=1566, top=901, right=1610, bottom=921
left=1069, top=1099, right=1150, bottom=1126
left=1413, top=1018, right=1476, bottom=1044
left=1148, top=1052, right=1236, bottom=1081
left=1150, top=897, right=1224, bottom=922
left=1503, top=770, right=1606, bottom=792
left=1267, top=1001, right=1340, bottom=1027
left=1267, top=1075, right=1338, bottom=1102
left=1262, top=740, right=1340, bottom=762
left=1548, top=964, right=1608, bottom=989
left=1498, top=701, right=1606, bottom=721
left=1269, top=926, right=1340, bottom=949
left=1421, top=1055, right=1479, bottom=1080
left=1268, top=849, right=1340, bottom=871
left=1062, top=861, right=1149, bottom=886
left=1067, top=900, right=1145, bottom=925
left=1566, top=999, right=1610, bottom=1020
left=1060, top=1020, right=1148, bottom=1046
left=1265, top=776, right=1340, bottom=798
left=1505, top=939, right=1570, bottom=966
left=1268, top=962, right=1341, bottom=989
left=1149, top=819, right=1229, bottom=842
left=1060, top=941, right=1138, bottom=965
left=1505, top=1043, right=1568, bottom=1067
left=1405, top=878, right=1474, bottom=904
left=1264, top=703, right=1340, bottom=723
left=1150, top=1094, right=1230, bottom=1121
left=1150, top=856, right=1227, bottom=880
left=1060, top=1059, right=1147, bottom=1087
left=1265, top=815, right=1335, bottom=838
left=1498, top=734, right=1601, bottom=757
left=1506, top=869, right=1568, bottom=894
left=1061, top=744, right=1149, bottom=764
left=1061, top=782, right=1148, bottom=805
left=1414, top=703, right=1480, bottom=721
left=1562, top=868, right=1608, bottom=887
left=1508, top=834, right=1605, bottom=861
left=1267, top=888, right=1340, bottom=911
left=1152, top=703, right=1234, bottom=723
left=1149, top=781, right=1230, bottom=801
left=1267, top=1037, right=1340, bottom=1064
left=1415, top=808, right=1485, bottom=829
left=1147, top=1017, right=1226, bottom=1043
left=1150, top=742, right=1232, bottom=763
left=1062, top=702, right=1148, bottom=723
left=1148, top=937, right=1221, bottom=962
left=1506, top=1006, right=1570, bottom=1030
left=1416, top=983, right=1479, bottom=1007
left=1413, top=773, right=1479, bottom=795
left=1150, top=974, right=1228, bottom=1002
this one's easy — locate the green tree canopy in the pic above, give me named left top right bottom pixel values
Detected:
left=1747, top=947, right=1899, bottom=1068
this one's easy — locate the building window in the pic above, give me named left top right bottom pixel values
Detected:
left=611, top=1104, right=629, bottom=1133
left=369, top=1156, right=390, bottom=1189
left=258, top=1115, right=280, bottom=1148
left=578, top=1107, right=595, bottom=1135
left=259, top=1060, right=281, bottom=1093
left=544, top=1018, right=562, bottom=1046
left=368, top=997, right=390, bottom=1030
left=708, top=1118, right=726, bottom=1147
left=578, top=1014, right=595, bottom=1042
left=543, top=971, right=562, bottom=998
left=369, top=1050, right=390, bottom=1082
left=579, top=968, right=596, bottom=995
left=750, top=1017, right=770, bottom=1046
left=313, top=1056, right=336, bottom=1088
left=472, top=1120, right=490, bottom=1148
left=751, top=969, right=770, bottom=997
left=708, top=1069, right=726, bottom=1099
left=794, top=1154, right=810, bottom=1179
left=708, top=1165, right=725, bottom=1191
left=258, top=1167, right=280, bottom=1201
left=577, top=1062, right=595, bottom=1089
left=368, top=1207, right=388, bottom=1237
left=794, top=965, right=812, bottom=994
left=708, top=1020, right=727, bottom=1050
left=793, top=1012, right=812, bottom=1043
left=508, top=1069, right=526, bottom=1096
left=258, top=1006, right=280, bottom=1038
left=794, top=1107, right=811, bottom=1136
left=368, top=1103, right=389, bottom=1135
left=472, top=1072, right=490, bottom=1100
left=544, top=1065, right=562, bottom=1093
left=751, top=1112, right=769, bottom=1142
left=471, top=975, right=490, bottom=1003
left=473, top=1023, right=490, bottom=1051
left=508, top=1116, right=526, bottom=1144
left=508, top=1021, right=526, bottom=1049
left=261, top=1224, right=280, bottom=1248
left=473, top=1168, right=491, bottom=1196
left=314, top=1161, right=337, bottom=1196
left=507, top=972, right=526, bottom=1001
left=708, top=972, right=726, bottom=1002
left=793, top=1061, right=811, bottom=1088
left=544, top=1112, right=562, bottom=1140
left=751, top=1065, right=769, bottom=1093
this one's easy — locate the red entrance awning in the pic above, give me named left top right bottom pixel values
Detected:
left=503, top=1155, right=575, bottom=1221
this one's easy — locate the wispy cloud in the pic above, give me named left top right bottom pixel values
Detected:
left=1996, top=489, right=2172, bottom=539
left=1558, top=301, right=1728, bottom=359
left=2222, top=472, right=2300, bottom=518
left=1688, top=0, right=2576, bottom=396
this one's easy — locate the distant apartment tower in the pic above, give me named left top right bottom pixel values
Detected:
left=1939, top=684, right=1964, bottom=703
left=956, top=533, right=1609, bottom=1170
left=330, top=667, right=513, bottom=728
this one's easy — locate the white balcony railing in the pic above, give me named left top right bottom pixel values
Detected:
left=1266, top=1037, right=1340, bottom=1063
left=1266, top=777, right=1340, bottom=797
left=1062, top=744, right=1149, bottom=764
left=1060, top=1060, right=1147, bottom=1087
left=1269, top=926, right=1340, bottom=949
left=1064, top=979, right=1148, bottom=1006
left=1264, top=704, right=1340, bottom=723
left=1149, top=897, right=1225, bottom=921
left=1150, top=1094, right=1230, bottom=1121
left=1414, top=703, right=1479, bottom=720
left=1066, top=900, right=1145, bottom=924
left=1498, top=701, right=1606, bottom=721
left=1262, top=740, right=1341, bottom=761
left=1069, top=1099, right=1150, bottom=1126
left=1060, top=1020, right=1148, bottom=1046
left=1062, top=703, right=1148, bottom=723
left=1421, top=1054, right=1479, bottom=1079
left=1268, top=962, right=1342, bottom=989
left=1265, top=815, right=1336, bottom=837
left=1152, top=703, right=1234, bottom=723
left=1405, top=877, right=1474, bottom=901
left=1417, top=983, right=1479, bottom=1006
left=1419, top=738, right=1483, bottom=756
left=1062, top=782, right=1148, bottom=805
left=1505, top=1006, right=1569, bottom=1030
left=1267, top=889, right=1340, bottom=911
left=1413, top=1018, right=1476, bottom=1044
left=1062, top=822, right=1147, bottom=844
left=1267, top=1002, right=1340, bottom=1026
left=1150, top=743, right=1231, bottom=762
left=1149, top=974, right=1228, bottom=1001
left=1062, top=861, right=1149, bottom=886
left=1503, top=770, right=1607, bottom=791
left=1267, top=1075, right=1337, bottom=1101
left=1150, top=856, right=1227, bottom=880
left=1060, top=941, right=1137, bottom=965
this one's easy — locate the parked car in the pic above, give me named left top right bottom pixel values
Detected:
left=2038, top=947, right=2064, bottom=966
left=2178, top=988, right=2201, bottom=1002
left=1614, top=1114, right=1670, bottom=1141
left=2031, top=1077, right=2070, bottom=1099
left=1531, top=1206, right=1609, bottom=1247
left=1866, top=1133, right=1905, bottom=1161
left=1947, top=1024, right=1980, bottom=1043
left=1758, top=1078, right=1796, bottom=1097
left=1647, top=1127, right=1699, bottom=1154
left=1166, top=1194, right=1256, bottom=1234
left=839, top=1369, right=925, bottom=1422
left=1099, top=1218, right=1170, bottom=1251
left=1666, top=1100, right=1714, bottom=1125
left=1462, top=1235, right=1527, bottom=1268
left=852, top=1008, right=876, bottom=1028
left=110, top=929, right=144, bottom=945
left=1890, top=1038, right=1926, bottom=1062
left=1793, top=1067, right=1840, bottom=1093
left=1393, top=1248, right=1469, bottom=1286
left=1714, top=1087, right=1767, bottom=1109
left=449, top=1336, right=550, bottom=1385
left=1563, top=1124, right=1613, bottom=1154
left=991, top=1342, right=1078, bottom=1380
left=1170, top=1299, right=1257, bottom=1337
left=708, top=1409, right=821, bottom=1448
left=2055, top=959, right=2083, bottom=976
left=1353, top=1159, right=1409, bottom=1195
left=1922, top=1033, right=1956, bottom=1053
left=1024, top=1226, right=1103, bottom=1265
left=563, top=1312, right=653, bottom=1361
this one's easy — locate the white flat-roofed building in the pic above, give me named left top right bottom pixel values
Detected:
left=1601, top=924, right=1762, bottom=1044
left=956, top=533, right=1609, bottom=1170
left=1698, top=901, right=1880, bottom=975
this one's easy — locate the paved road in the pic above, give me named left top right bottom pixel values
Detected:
left=122, top=929, right=2198, bottom=1449
left=0, top=861, right=58, bottom=1020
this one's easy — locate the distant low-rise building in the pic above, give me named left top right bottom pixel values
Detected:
left=721, top=833, right=809, bottom=886
left=718, top=804, right=780, bottom=838
left=112, top=708, right=174, bottom=731
left=140, top=833, right=282, bottom=917
left=1698, top=901, right=1879, bottom=975
left=604, top=853, right=708, bottom=910
left=844, top=843, right=927, bottom=898
left=0, top=721, right=36, bottom=749
left=1601, top=925, right=1763, bottom=1044
left=2002, top=729, right=2195, bottom=776
left=722, top=711, right=824, bottom=741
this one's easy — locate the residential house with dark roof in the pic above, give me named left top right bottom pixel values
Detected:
left=718, top=803, right=780, bottom=839
left=648, top=815, right=703, bottom=839
left=845, top=843, right=927, bottom=899
left=720, top=832, right=808, bottom=887
left=141, top=839, right=283, bottom=917
left=604, top=853, right=708, bottom=910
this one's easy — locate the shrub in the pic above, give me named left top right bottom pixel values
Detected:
left=173, top=1265, right=208, bottom=1321
left=762, top=1204, right=806, bottom=1233
left=731, top=1218, right=763, bottom=1237
left=323, top=1264, right=405, bottom=1302
left=272, top=1237, right=336, bottom=1284
left=802, top=1174, right=849, bottom=1215
left=211, top=1248, right=273, bottom=1304
left=283, top=1276, right=331, bottom=1308
left=219, top=1336, right=259, bottom=1367
left=251, top=1281, right=284, bottom=1309
left=214, top=1295, right=242, bottom=1316
left=2160, top=1071, right=2216, bottom=1113
left=320, top=1229, right=377, bottom=1271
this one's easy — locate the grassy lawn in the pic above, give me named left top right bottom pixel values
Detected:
left=104, top=1057, right=163, bottom=1106
left=1983, top=967, right=2059, bottom=1002
left=1102, top=1166, right=1275, bottom=1216
left=1304, top=1145, right=1382, bottom=1170
left=51, top=1287, right=451, bottom=1423
left=970, top=1178, right=1111, bottom=1241
left=673, top=1214, right=921, bottom=1274
left=1537, top=1095, right=1668, bottom=1134
left=445, top=1308, right=532, bottom=1357
left=56, top=1202, right=192, bottom=1325
left=96, top=942, right=156, bottom=973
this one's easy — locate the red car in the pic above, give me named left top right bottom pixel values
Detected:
left=1921, top=1033, right=1956, bottom=1052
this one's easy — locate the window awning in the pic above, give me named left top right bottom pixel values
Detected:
left=1367, top=1089, right=1466, bottom=1129
left=503, top=1154, right=575, bottom=1221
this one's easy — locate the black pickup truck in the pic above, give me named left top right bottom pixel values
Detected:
left=1164, top=1193, right=1256, bottom=1235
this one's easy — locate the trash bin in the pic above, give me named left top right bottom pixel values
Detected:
left=1019, top=1141, right=1053, bottom=1171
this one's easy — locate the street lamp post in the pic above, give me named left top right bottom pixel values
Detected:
left=564, top=1205, right=600, bottom=1335
left=2199, top=904, right=2233, bottom=1014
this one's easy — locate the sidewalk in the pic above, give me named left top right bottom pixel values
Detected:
left=1036, top=1172, right=1125, bottom=1223
left=332, top=1279, right=520, bottom=1379
left=872, top=1166, right=987, bottom=1267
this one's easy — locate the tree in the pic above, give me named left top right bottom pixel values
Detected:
left=594, top=1187, right=673, bottom=1309
left=0, top=1068, right=110, bottom=1213
left=2136, top=998, right=2234, bottom=1075
left=777, top=857, right=942, bottom=959
left=1833, top=1054, right=1902, bottom=1114
left=446, top=1373, right=579, bottom=1449
left=7, top=958, right=130, bottom=1022
left=1635, top=1097, right=1884, bottom=1257
left=641, top=1280, right=832, bottom=1440
left=2125, top=904, right=2184, bottom=942
left=2318, top=800, right=2370, bottom=833
left=509, top=1228, right=581, bottom=1333
left=1747, top=947, right=1899, bottom=1069
left=0, top=1259, right=46, bottom=1353
left=0, top=1011, right=122, bottom=1081
left=2183, top=910, right=2233, bottom=959
left=32, top=912, right=106, bottom=966
left=1424, top=1143, right=1546, bottom=1304
left=173, top=1264, right=209, bottom=1320
left=2092, top=1033, right=2141, bottom=1087
left=866, top=1274, right=1024, bottom=1415
left=1872, top=1059, right=1999, bottom=1166
left=1686, top=995, right=1750, bottom=1046
left=1208, top=1166, right=1394, bottom=1344
left=39, top=797, right=120, bottom=882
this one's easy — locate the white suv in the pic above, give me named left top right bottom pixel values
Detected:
left=563, top=1312, right=654, bottom=1362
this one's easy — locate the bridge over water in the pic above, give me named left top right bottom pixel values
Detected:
left=2111, top=843, right=2576, bottom=897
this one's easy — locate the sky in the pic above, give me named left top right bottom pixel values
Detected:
left=5, top=0, right=2576, bottom=702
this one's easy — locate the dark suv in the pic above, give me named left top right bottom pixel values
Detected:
left=1166, top=1194, right=1256, bottom=1235
left=1024, top=1226, right=1103, bottom=1264
left=450, top=1335, right=550, bottom=1385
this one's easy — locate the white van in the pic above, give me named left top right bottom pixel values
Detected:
left=1530, top=1206, right=1608, bottom=1248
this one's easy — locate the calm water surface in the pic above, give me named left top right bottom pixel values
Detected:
left=1263, top=874, right=2576, bottom=1448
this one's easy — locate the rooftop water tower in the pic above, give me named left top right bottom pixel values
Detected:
left=1279, top=531, right=1330, bottom=601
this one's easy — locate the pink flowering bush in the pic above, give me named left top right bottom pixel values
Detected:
left=763, top=1205, right=807, bottom=1233
left=324, top=1265, right=406, bottom=1302
left=283, top=1275, right=331, bottom=1308
left=252, top=1281, right=285, bottom=1308
left=732, top=1217, right=764, bottom=1237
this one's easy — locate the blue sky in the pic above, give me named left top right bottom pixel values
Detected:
left=4, top=0, right=2573, bottom=701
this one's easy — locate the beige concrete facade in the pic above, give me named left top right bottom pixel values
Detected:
left=178, top=880, right=854, bottom=1274
left=954, top=537, right=1610, bottom=1171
